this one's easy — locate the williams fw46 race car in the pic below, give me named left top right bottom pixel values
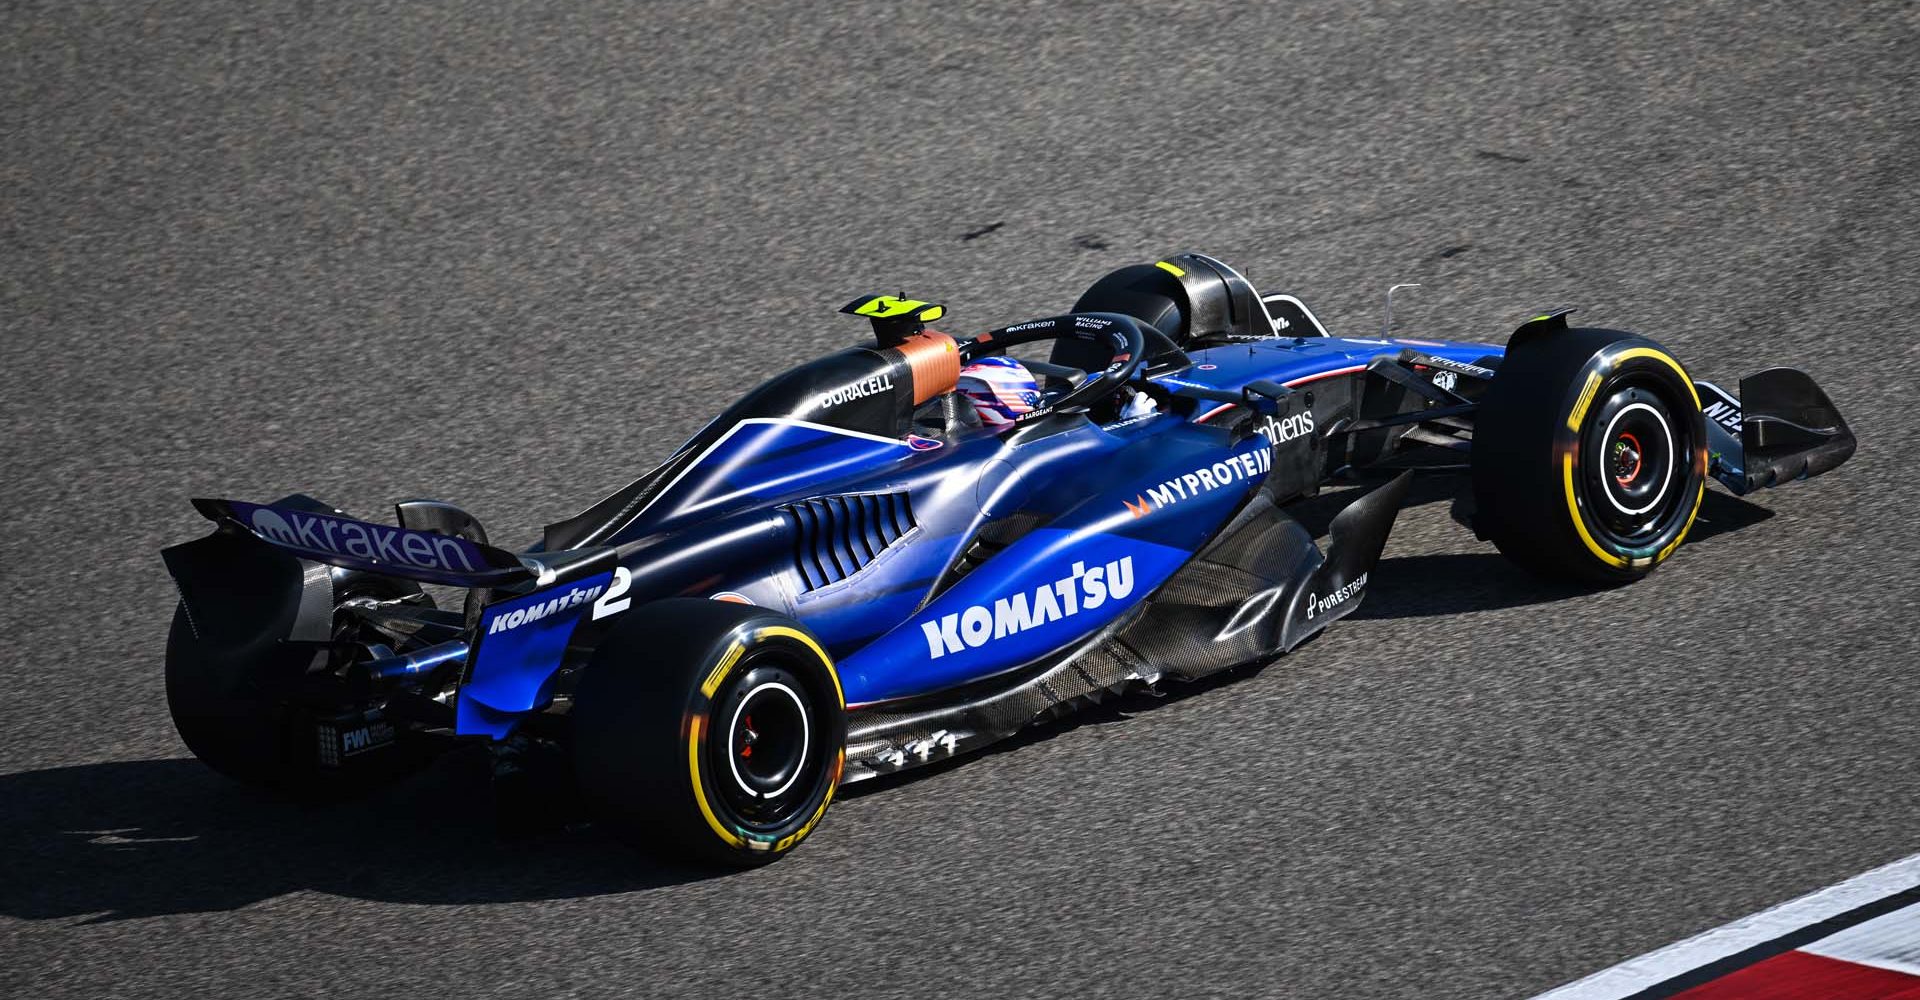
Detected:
left=163, top=253, right=1855, bottom=864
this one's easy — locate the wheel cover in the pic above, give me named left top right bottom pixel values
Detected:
left=702, top=651, right=834, bottom=833
left=1593, top=396, right=1676, bottom=521
left=1569, top=360, right=1702, bottom=564
left=723, top=671, right=810, bottom=802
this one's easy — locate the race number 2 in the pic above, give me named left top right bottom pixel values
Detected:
left=592, top=567, right=632, bottom=620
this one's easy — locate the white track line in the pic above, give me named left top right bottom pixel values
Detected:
left=1799, top=901, right=1920, bottom=977
left=1529, top=851, right=1920, bottom=1000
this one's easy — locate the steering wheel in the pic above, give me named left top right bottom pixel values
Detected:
left=958, top=312, right=1149, bottom=423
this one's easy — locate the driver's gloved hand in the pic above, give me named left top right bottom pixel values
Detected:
left=1116, top=390, right=1158, bottom=422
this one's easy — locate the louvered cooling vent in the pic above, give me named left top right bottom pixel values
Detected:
left=785, top=492, right=917, bottom=590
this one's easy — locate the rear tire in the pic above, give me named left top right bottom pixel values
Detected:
left=572, top=600, right=845, bottom=866
left=166, top=599, right=426, bottom=798
left=1471, top=328, right=1708, bottom=583
left=166, top=602, right=312, bottom=788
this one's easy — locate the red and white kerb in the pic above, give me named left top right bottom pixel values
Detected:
left=1531, top=852, right=1920, bottom=1000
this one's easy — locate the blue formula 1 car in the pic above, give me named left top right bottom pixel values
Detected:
left=163, top=253, right=1855, bottom=864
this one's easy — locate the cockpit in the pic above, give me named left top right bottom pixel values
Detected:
left=540, top=253, right=1299, bottom=551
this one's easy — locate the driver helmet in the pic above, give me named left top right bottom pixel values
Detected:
left=956, top=356, right=1041, bottom=428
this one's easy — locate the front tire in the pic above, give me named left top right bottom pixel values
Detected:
left=571, top=600, right=846, bottom=866
left=1070, top=263, right=1189, bottom=340
left=1471, top=327, right=1708, bottom=583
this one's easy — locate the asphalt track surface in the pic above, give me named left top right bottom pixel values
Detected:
left=3, top=2, right=1918, bottom=997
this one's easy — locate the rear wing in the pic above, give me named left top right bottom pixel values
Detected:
left=191, top=496, right=535, bottom=588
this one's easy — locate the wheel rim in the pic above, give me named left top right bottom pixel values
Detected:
left=1581, top=377, right=1694, bottom=547
left=1611, top=432, right=1643, bottom=488
left=1598, top=401, right=1673, bottom=516
left=706, top=656, right=824, bottom=830
left=725, top=677, right=809, bottom=800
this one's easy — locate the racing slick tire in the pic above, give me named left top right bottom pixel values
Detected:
left=1471, top=327, right=1708, bottom=584
left=1071, top=263, right=1188, bottom=340
left=572, top=599, right=846, bottom=867
left=165, top=587, right=429, bottom=799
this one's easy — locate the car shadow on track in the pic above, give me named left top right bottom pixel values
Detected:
left=1684, top=487, right=1778, bottom=544
left=1, top=484, right=1778, bottom=922
left=1301, top=473, right=1776, bottom=620
left=0, top=749, right=721, bottom=923
left=852, top=483, right=1781, bottom=797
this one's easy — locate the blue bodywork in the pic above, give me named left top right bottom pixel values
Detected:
left=456, top=333, right=1501, bottom=727
left=203, top=330, right=1501, bottom=738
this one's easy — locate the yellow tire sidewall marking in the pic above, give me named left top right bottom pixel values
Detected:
left=689, top=635, right=748, bottom=850
left=688, top=623, right=841, bottom=854
left=1560, top=344, right=1705, bottom=571
left=753, top=625, right=844, bottom=708
left=1609, top=346, right=1702, bottom=409
left=1660, top=479, right=1706, bottom=562
left=774, top=750, right=842, bottom=853
left=687, top=714, right=745, bottom=849
left=1562, top=451, right=1629, bottom=568
left=1566, top=371, right=1604, bottom=432
left=701, top=640, right=744, bottom=698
